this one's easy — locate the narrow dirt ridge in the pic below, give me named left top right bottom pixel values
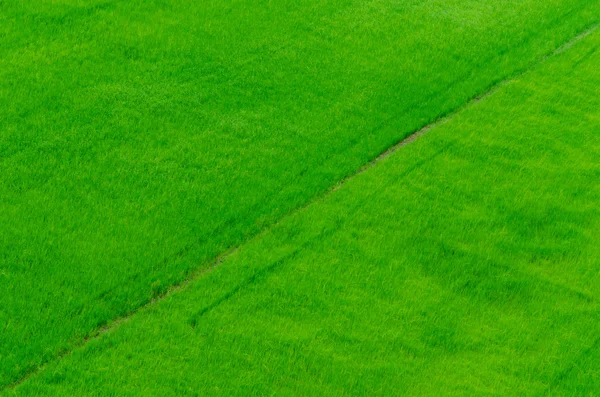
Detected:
left=4, top=21, right=599, bottom=393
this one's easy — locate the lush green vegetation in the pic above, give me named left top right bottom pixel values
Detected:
left=8, top=22, right=600, bottom=396
left=3, top=0, right=599, bottom=388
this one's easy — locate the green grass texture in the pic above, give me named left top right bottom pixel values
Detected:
left=9, top=19, right=600, bottom=397
left=3, top=0, right=600, bottom=387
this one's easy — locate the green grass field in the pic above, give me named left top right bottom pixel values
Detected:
left=2, top=0, right=600, bottom=394
left=7, top=22, right=600, bottom=396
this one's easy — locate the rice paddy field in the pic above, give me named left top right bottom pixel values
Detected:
left=1, top=0, right=599, bottom=395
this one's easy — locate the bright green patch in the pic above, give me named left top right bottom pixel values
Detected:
left=3, top=0, right=599, bottom=387
left=10, top=20, right=600, bottom=397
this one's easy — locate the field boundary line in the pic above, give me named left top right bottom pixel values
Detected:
left=4, top=21, right=599, bottom=393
